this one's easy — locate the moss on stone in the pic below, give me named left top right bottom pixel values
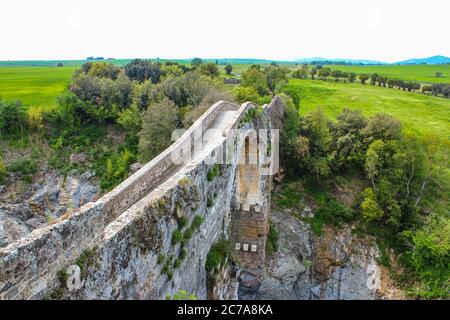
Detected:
left=76, top=247, right=98, bottom=278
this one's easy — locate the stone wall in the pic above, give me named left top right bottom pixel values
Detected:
left=0, top=97, right=284, bottom=300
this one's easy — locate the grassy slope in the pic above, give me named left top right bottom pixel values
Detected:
left=0, top=66, right=76, bottom=109
left=286, top=79, right=450, bottom=137
left=326, top=64, right=450, bottom=84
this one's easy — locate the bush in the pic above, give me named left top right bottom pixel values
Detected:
left=138, top=98, right=178, bottom=162
left=27, top=106, right=48, bottom=132
left=207, top=164, right=221, bottom=182
left=266, top=223, right=279, bottom=255
left=177, top=216, right=188, bottom=228
left=191, top=215, right=205, bottom=230
left=233, top=86, right=260, bottom=104
left=205, top=237, right=232, bottom=274
left=0, top=158, right=7, bottom=184
left=0, top=99, right=26, bottom=135
left=405, top=214, right=450, bottom=298
left=7, top=158, right=37, bottom=176
left=172, top=229, right=183, bottom=245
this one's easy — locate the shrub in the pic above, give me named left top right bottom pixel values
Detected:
left=172, top=229, right=183, bottom=245
left=183, top=228, right=193, bottom=241
left=27, top=106, right=47, bottom=132
left=266, top=223, right=279, bottom=255
left=233, top=86, right=260, bottom=104
left=0, top=158, right=7, bottom=184
left=157, top=254, right=165, bottom=265
left=191, top=215, right=205, bottom=230
left=0, top=99, right=26, bottom=135
left=205, top=238, right=232, bottom=274
left=138, top=98, right=178, bottom=162
left=177, top=216, right=188, bottom=228
left=207, top=164, right=221, bottom=182
left=166, top=290, right=197, bottom=300
left=7, top=158, right=37, bottom=176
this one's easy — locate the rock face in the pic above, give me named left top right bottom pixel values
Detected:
left=0, top=170, right=98, bottom=248
left=256, top=210, right=387, bottom=300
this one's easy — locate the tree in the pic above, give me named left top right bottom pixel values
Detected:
left=330, top=70, right=342, bottom=81
left=88, top=62, right=121, bottom=80
left=241, top=67, right=269, bottom=96
left=264, top=65, right=288, bottom=95
left=198, top=62, right=220, bottom=77
left=370, top=73, right=378, bottom=85
left=318, top=67, right=331, bottom=81
left=138, top=98, right=178, bottom=162
left=57, top=62, right=64, bottom=67
left=233, top=86, right=260, bottom=104
left=292, top=64, right=308, bottom=79
left=363, top=113, right=401, bottom=143
left=125, top=59, right=161, bottom=83
left=310, top=68, right=317, bottom=80
left=331, top=109, right=367, bottom=168
left=348, top=72, right=356, bottom=83
left=224, top=64, right=233, bottom=75
left=190, top=58, right=203, bottom=67
left=361, top=188, right=384, bottom=221
left=435, top=72, right=443, bottom=78
left=359, top=74, right=369, bottom=85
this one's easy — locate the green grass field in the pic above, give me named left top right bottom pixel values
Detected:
left=0, top=66, right=76, bottom=109
left=285, top=79, right=450, bottom=137
left=319, top=64, right=450, bottom=84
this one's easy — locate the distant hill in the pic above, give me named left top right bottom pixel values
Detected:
left=292, top=57, right=387, bottom=65
left=395, top=55, right=450, bottom=65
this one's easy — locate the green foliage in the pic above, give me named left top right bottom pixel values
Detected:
left=75, top=247, right=97, bottom=278
left=0, top=158, right=7, bottom=184
left=138, top=97, right=178, bottom=162
left=124, top=59, right=161, bottom=83
left=233, top=86, right=260, bottom=104
left=240, top=67, right=269, bottom=96
left=191, top=215, right=205, bottom=230
left=266, top=223, right=279, bottom=256
left=207, top=164, right=221, bottom=182
left=7, top=158, right=37, bottom=182
left=100, top=148, right=135, bottom=191
left=190, top=58, right=203, bottom=67
left=157, top=254, right=165, bottom=265
left=177, top=216, right=188, bottom=228
left=272, top=182, right=303, bottom=210
left=165, top=289, right=197, bottom=300
left=241, top=106, right=263, bottom=124
left=404, top=214, right=450, bottom=298
left=172, top=229, right=183, bottom=245
left=361, top=188, right=384, bottom=221
left=0, top=99, right=27, bottom=135
left=224, top=64, right=233, bottom=75
left=205, top=237, right=233, bottom=274
left=198, top=62, right=220, bottom=78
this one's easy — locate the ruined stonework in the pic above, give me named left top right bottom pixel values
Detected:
left=0, top=97, right=284, bottom=300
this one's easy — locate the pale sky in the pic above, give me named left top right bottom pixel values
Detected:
left=1, top=0, right=449, bottom=62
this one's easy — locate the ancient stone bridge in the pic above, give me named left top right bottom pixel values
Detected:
left=0, top=97, right=284, bottom=300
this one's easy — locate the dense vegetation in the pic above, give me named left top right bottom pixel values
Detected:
left=277, top=89, right=449, bottom=298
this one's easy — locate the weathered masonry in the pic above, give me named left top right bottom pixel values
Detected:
left=0, top=97, right=284, bottom=300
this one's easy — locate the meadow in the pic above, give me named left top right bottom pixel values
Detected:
left=324, top=64, right=450, bottom=84
left=0, top=66, right=76, bottom=109
left=284, top=79, right=450, bottom=137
